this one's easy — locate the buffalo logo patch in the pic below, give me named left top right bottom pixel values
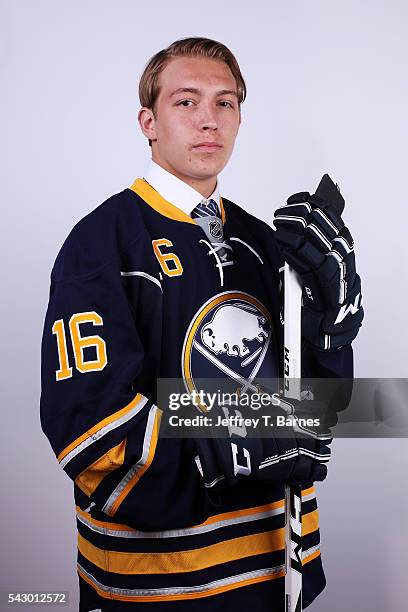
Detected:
left=182, top=291, right=278, bottom=405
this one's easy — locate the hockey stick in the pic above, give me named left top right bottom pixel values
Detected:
left=283, top=262, right=302, bottom=612
left=284, top=174, right=344, bottom=612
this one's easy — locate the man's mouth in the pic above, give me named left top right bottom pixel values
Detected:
left=192, top=142, right=223, bottom=152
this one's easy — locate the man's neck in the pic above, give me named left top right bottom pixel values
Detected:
left=151, top=156, right=216, bottom=199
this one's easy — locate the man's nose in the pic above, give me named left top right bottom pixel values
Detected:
left=198, top=102, right=218, bottom=130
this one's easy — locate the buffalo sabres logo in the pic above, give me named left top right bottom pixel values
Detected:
left=208, top=219, right=223, bottom=239
left=182, top=291, right=278, bottom=403
left=201, top=305, right=267, bottom=357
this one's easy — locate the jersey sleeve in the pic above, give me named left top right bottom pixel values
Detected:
left=40, top=210, right=209, bottom=531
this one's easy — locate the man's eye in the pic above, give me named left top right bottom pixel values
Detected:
left=218, top=101, right=234, bottom=108
left=176, top=100, right=194, bottom=107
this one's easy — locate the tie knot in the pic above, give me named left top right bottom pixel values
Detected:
left=191, top=198, right=219, bottom=219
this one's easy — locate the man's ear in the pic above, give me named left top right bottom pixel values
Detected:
left=138, top=107, right=157, bottom=142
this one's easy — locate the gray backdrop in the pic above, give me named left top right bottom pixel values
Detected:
left=1, top=0, right=407, bottom=610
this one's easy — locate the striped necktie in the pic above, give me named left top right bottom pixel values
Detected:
left=191, top=198, right=220, bottom=219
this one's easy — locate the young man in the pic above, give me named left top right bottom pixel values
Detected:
left=40, top=38, right=363, bottom=611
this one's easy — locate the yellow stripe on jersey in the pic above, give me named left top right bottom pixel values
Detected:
left=219, top=197, right=226, bottom=224
left=303, top=548, right=321, bottom=565
left=200, top=497, right=284, bottom=525
left=302, top=505, right=319, bottom=536
left=78, top=528, right=287, bottom=574
left=75, top=486, right=316, bottom=536
left=301, top=485, right=315, bottom=497
left=75, top=439, right=127, bottom=497
left=129, top=178, right=227, bottom=226
left=77, top=541, right=320, bottom=604
left=102, top=407, right=162, bottom=517
left=78, top=508, right=319, bottom=574
left=77, top=564, right=286, bottom=603
left=76, top=490, right=320, bottom=602
left=76, top=498, right=286, bottom=539
left=57, top=393, right=146, bottom=465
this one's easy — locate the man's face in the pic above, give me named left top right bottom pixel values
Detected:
left=139, top=56, right=241, bottom=192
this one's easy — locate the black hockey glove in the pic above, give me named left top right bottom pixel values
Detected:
left=273, top=191, right=364, bottom=350
left=193, top=393, right=333, bottom=494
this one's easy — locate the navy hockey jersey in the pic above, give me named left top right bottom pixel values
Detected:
left=40, top=178, right=353, bottom=611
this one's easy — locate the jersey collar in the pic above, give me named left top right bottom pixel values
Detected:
left=129, top=179, right=226, bottom=226
left=130, top=159, right=226, bottom=225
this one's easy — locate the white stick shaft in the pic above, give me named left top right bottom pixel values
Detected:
left=284, top=262, right=303, bottom=612
left=284, top=264, right=302, bottom=397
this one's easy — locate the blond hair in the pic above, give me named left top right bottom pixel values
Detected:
left=139, top=37, right=246, bottom=145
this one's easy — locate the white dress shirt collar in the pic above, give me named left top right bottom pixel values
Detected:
left=143, top=158, right=220, bottom=216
